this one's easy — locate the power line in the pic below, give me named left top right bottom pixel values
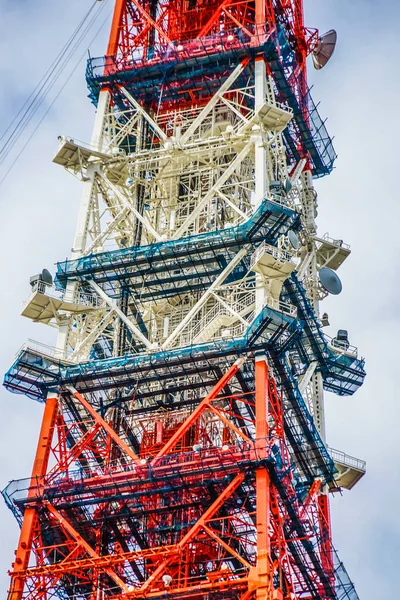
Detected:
left=0, top=1, right=111, bottom=182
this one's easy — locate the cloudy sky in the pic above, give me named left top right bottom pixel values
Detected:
left=0, top=0, right=398, bottom=597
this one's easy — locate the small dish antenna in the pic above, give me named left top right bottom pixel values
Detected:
left=288, top=230, right=300, bottom=250
left=29, top=268, right=53, bottom=289
left=284, top=177, right=292, bottom=195
left=312, top=30, right=337, bottom=70
left=319, top=267, right=342, bottom=295
left=41, top=269, right=53, bottom=286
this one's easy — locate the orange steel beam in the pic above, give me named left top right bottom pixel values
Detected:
left=196, top=0, right=236, bottom=38
left=254, top=358, right=271, bottom=598
left=255, top=0, right=265, bottom=28
left=207, top=404, right=251, bottom=443
left=318, top=493, right=334, bottom=581
left=202, top=524, right=252, bottom=569
left=107, top=0, right=126, bottom=56
left=67, top=386, right=140, bottom=464
left=44, top=502, right=131, bottom=594
left=19, top=546, right=179, bottom=579
left=107, top=0, right=173, bottom=58
left=8, top=397, right=58, bottom=600
left=152, top=357, right=246, bottom=461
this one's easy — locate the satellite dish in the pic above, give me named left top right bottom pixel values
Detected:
left=319, top=267, right=342, bottom=295
left=288, top=230, right=299, bottom=250
left=284, top=178, right=292, bottom=195
left=312, top=30, right=337, bottom=70
left=41, top=269, right=53, bottom=286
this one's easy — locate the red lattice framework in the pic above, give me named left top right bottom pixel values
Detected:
left=7, top=360, right=334, bottom=600
left=105, top=0, right=318, bottom=75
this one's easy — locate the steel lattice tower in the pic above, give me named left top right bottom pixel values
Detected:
left=3, top=2, right=366, bottom=599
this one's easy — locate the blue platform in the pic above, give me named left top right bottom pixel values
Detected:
left=55, top=197, right=299, bottom=299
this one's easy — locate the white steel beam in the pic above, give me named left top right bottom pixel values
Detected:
left=162, top=248, right=248, bottom=349
left=254, top=59, right=268, bottom=314
left=298, top=361, right=318, bottom=396
left=56, top=90, right=110, bottom=358
left=69, top=311, right=116, bottom=361
left=210, top=292, right=250, bottom=326
left=72, top=91, right=110, bottom=257
left=96, top=171, right=162, bottom=242
left=119, top=87, right=168, bottom=143
left=83, top=206, right=130, bottom=256
left=89, top=281, right=153, bottom=350
left=173, top=140, right=253, bottom=239
left=180, top=61, right=247, bottom=145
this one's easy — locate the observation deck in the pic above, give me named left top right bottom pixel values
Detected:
left=329, top=448, right=366, bottom=491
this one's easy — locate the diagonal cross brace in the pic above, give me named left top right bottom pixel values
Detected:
left=161, top=248, right=248, bottom=349
left=180, top=60, right=249, bottom=146
left=89, top=280, right=153, bottom=350
left=44, top=502, right=130, bottom=594
left=173, top=141, right=254, bottom=240
left=137, top=471, right=246, bottom=593
left=66, top=386, right=140, bottom=464
left=152, top=357, right=247, bottom=461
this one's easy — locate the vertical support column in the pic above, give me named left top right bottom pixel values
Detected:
left=106, top=0, right=125, bottom=57
left=255, top=0, right=265, bottom=38
left=255, top=357, right=271, bottom=597
left=301, top=170, right=327, bottom=441
left=312, top=371, right=326, bottom=441
left=254, top=57, right=269, bottom=315
left=71, top=90, right=109, bottom=258
left=8, top=397, right=58, bottom=600
left=56, top=91, right=110, bottom=357
left=318, top=493, right=334, bottom=585
left=254, top=57, right=267, bottom=210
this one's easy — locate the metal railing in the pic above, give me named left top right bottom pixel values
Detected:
left=179, top=290, right=296, bottom=347
left=16, top=339, right=72, bottom=363
left=329, top=447, right=366, bottom=473
left=250, top=240, right=293, bottom=271
left=321, top=232, right=350, bottom=250
left=325, top=334, right=358, bottom=358
left=262, top=294, right=297, bottom=318
left=191, top=293, right=254, bottom=340
left=23, top=282, right=104, bottom=310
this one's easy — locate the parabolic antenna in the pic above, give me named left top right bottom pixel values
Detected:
left=284, top=177, right=292, bottom=195
left=312, top=30, right=337, bottom=70
left=288, top=230, right=300, bottom=250
left=319, top=267, right=342, bottom=295
left=41, top=269, right=53, bottom=286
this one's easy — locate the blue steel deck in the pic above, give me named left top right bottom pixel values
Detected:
left=55, top=197, right=299, bottom=298
left=4, top=303, right=300, bottom=402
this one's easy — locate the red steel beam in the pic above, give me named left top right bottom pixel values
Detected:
left=8, top=397, right=58, bottom=600
left=67, top=386, right=140, bottom=464
left=254, top=358, right=271, bottom=598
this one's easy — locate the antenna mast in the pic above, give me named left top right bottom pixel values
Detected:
left=4, top=2, right=366, bottom=599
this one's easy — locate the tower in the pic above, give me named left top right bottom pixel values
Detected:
left=3, top=2, right=367, bottom=599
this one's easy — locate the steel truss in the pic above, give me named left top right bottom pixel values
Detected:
left=4, top=2, right=364, bottom=600
left=5, top=361, right=357, bottom=600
